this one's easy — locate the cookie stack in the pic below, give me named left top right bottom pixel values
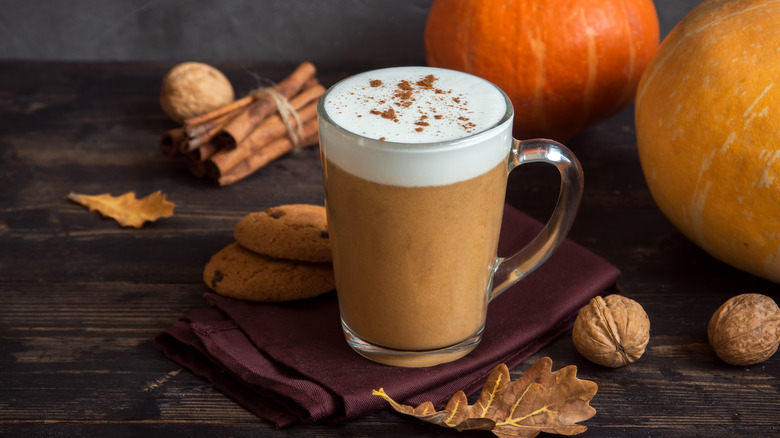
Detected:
left=203, top=204, right=335, bottom=302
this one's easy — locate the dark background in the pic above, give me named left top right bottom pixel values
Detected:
left=1, top=0, right=704, bottom=63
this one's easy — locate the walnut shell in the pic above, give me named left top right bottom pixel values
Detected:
left=572, top=294, right=650, bottom=367
left=708, top=293, right=780, bottom=366
left=160, top=62, right=234, bottom=123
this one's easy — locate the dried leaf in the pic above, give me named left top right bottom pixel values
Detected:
left=66, top=190, right=174, bottom=228
left=373, top=357, right=597, bottom=438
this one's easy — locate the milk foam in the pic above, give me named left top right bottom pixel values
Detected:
left=319, top=66, right=513, bottom=187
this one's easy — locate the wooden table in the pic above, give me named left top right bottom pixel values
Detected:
left=1, top=61, right=777, bottom=437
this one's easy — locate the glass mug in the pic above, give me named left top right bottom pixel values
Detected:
left=317, top=66, right=583, bottom=367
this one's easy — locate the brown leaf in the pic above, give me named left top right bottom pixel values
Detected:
left=492, top=357, right=597, bottom=437
left=373, top=357, right=597, bottom=438
left=66, top=190, right=175, bottom=228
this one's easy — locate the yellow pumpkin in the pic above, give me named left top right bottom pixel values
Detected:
left=635, top=0, right=780, bottom=282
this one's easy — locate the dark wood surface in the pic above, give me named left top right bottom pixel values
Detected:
left=1, top=61, right=778, bottom=437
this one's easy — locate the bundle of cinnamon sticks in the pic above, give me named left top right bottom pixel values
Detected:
left=160, top=62, right=323, bottom=186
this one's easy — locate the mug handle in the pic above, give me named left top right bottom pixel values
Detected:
left=489, top=138, right=584, bottom=300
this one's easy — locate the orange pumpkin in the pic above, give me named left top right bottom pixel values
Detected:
left=635, top=0, right=780, bottom=283
left=425, top=0, right=660, bottom=142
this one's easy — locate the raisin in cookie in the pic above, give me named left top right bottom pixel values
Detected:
left=234, top=204, right=331, bottom=263
left=203, top=242, right=335, bottom=302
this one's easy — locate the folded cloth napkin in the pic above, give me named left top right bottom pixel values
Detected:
left=156, top=205, right=621, bottom=427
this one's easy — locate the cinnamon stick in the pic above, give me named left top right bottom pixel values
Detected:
left=181, top=110, right=238, bottom=154
left=160, top=128, right=186, bottom=158
left=217, top=120, right=320, bottom=186
left=206, top=83, right=325, bottom=178
left=183, top=92, right=257, bottom=128
left=179, top=76, right=311, bottom=153
left=211, top=62, right=317, bottom=150
left=188, top=141, right=219, bottom=162
left=187, top=159, right=208, bottom=178
left=183, top=78, right=320, bottom=153
left=185, top=109, right=238, bottom=140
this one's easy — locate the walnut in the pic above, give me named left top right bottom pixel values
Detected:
left=572, top=294, right=650, bottom=367
left=160, top=62, right=235, bottom=123
left=708, top=293, right=780, bottom=366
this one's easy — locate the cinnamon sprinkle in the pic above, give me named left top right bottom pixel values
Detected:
left=362, top=73, right=476, bottom=135
left=379, top=108, right=398, bottom=121
left=397, top=80, right=413, bottom=91
left=416, top=74, right=436, bottom=89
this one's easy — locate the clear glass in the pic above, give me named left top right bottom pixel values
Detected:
left=318, top=68, right=583, bottom=367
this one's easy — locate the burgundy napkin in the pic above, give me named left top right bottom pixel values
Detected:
left=155, top=205, right=620, bottom=427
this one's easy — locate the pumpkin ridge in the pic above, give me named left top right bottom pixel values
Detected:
left=742, top=83, right=774, bottom=119
left=582, top=11, right=598, bottom=119
left=529, top=35, right=548, bottom=131
left=462, top=1, right=476, bottom=72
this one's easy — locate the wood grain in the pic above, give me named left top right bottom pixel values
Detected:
left=0, top=61, right=777, bottom=437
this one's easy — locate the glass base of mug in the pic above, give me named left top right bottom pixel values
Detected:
left=342, top=320, right=483, bottom=368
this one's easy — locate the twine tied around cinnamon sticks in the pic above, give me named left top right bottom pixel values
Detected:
left=160, top=62, right=323, bottom=186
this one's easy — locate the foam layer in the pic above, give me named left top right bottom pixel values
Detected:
left=323, top=66, right=508, bottom=143
left=319, top=66, right=513, bottom=187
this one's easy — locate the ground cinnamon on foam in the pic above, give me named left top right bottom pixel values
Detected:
left=362, top=74, right=476, bottom=139
left=416, top=74, right=436, bottom=89
left=370, top=108, right=398, bottom=122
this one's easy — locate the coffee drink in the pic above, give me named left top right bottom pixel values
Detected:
left=319, top=67, right=514, bottom=365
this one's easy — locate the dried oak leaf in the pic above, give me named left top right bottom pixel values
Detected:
left=66, top=190, right=174, bottom=228
left=373, top=357, right=597, bottom=438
